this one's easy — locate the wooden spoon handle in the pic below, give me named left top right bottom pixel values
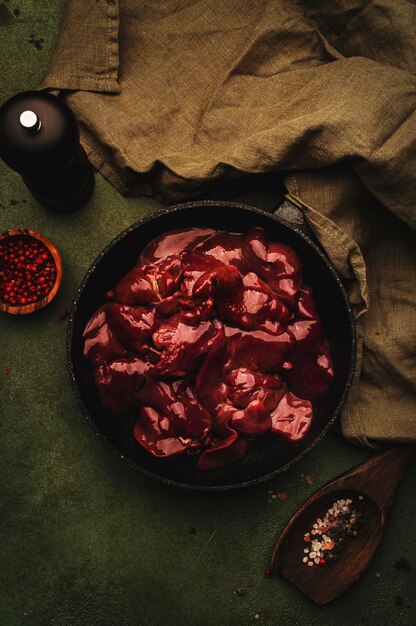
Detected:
left=319, top=446, right=413, bottom=518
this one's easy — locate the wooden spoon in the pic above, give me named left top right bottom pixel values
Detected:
left=272, top=446, right=413, bottom=604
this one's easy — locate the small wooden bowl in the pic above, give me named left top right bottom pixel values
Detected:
left=0, top=228, right=63, bottom=315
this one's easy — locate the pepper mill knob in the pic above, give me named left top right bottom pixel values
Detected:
left=19, top=110, right=41, bottom=134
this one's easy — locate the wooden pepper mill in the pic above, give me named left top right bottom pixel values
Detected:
left=0, top=91, right=94, bottom=213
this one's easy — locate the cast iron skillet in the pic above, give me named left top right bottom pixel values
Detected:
left=68, top=200, right=356, bottom=490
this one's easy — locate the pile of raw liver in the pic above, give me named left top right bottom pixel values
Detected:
left=83, top=228, right=334, bottom=470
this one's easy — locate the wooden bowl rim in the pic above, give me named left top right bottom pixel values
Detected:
left=0, top=228, right=63, bottom=315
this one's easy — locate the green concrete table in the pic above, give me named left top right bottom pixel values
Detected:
left=0, top=3, right=415, bottom=625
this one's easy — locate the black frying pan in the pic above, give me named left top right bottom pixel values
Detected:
left=67, top=200, right=356, bottom=490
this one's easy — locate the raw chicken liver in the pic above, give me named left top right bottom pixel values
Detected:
left=83, top=228, right=334, bottom=470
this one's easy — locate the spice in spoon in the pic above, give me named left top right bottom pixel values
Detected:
left=302, top=497, right=362, bottom=567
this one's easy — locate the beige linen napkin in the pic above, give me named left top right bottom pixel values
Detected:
left=41, top=0, right=416, bottom=446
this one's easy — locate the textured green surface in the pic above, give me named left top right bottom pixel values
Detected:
left=0, top=2, right=415, bottom=625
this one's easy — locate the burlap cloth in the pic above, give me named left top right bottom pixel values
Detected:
left=41, top=0, right=416, bottom=447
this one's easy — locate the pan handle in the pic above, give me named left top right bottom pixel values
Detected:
left=274, top=194, right=317, bottom=242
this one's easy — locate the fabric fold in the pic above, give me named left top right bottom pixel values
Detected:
left=285, top=168, right=416, bottom=446
left=40, top=0, right=120, bottom=94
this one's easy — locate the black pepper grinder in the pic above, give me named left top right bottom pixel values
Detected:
left=0, top=91, right=94, bottom=213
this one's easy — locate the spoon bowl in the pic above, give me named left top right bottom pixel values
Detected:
left=272, top=488, right=383, bottom=604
